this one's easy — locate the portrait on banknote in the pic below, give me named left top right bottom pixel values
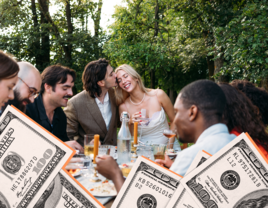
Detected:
left=181, top=133, right=268, bottom=208
left=0, top=106, right=74, bottom=208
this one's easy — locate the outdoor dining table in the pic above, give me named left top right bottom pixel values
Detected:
left=73, top=151, right=179, bottom=207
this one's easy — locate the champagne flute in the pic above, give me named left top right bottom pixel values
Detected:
left=138, top=109, right=150, bottom=141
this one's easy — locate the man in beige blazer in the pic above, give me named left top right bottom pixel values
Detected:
left=64, top=59, right=118, bottom=146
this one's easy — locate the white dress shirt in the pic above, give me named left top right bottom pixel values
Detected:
left=95, top=92, right=112, bottom=130
left=170, top=123, right=236, bottom=176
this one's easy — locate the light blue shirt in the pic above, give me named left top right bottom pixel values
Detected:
left=170, top=123, right=236, bottom=176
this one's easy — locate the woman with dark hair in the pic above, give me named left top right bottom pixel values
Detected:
left=230, top=79, right=268, bottom=126
left=0, top=51, right=19, bottom=107
left=219, top=83, right=268, bottom=158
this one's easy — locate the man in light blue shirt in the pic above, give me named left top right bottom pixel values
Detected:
left=169, top=123, right=236, bottom=176
left=158, top=80, right=236, bottom=176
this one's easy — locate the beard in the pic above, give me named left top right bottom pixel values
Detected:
left=1, top=90, right=31, bottom=114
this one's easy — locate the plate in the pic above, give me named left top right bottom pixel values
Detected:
left=89, top=181, right=117, bottom=197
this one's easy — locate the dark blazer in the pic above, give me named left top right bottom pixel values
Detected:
left=64, top=89, right=118, bottom=146
left=26, top=94, right=70, bottom=142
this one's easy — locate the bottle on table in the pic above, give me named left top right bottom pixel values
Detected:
left=117, top=111, right=131, bottom=165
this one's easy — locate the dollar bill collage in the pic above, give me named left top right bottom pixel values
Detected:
left=2, top=105, right=268, bottom=208
left=0, top=105, right=104, bottom=208
left=112, top=133, right=268, bottom=208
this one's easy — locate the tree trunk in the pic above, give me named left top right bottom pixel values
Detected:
left=214, top=53, right=229, bottom=83
left=93, top=0, right=102, bottom=59
left=39, top=0, right=50, bottom=69
left=203, top=31, right=215, bottom=81
left=38, top=0, right=73, bottom=66
left=31, top=0, right=42, bottom=70
left=207, top=55, right=214, bottom=81
left=65, top=0, right=73, bottom=65
left=154, top=0, right=159, bottom=37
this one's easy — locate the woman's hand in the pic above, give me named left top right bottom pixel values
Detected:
left=131, top=111, right=142, bottom=122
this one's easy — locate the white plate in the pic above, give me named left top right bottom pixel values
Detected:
left=89, top=182, right=117, bottom=197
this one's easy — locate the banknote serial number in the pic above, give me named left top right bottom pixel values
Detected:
left=227, top=152, right=261, bottom=187
left=135, top=177, right=172, bottom=198
left=11, top=156, right=37, bottom=192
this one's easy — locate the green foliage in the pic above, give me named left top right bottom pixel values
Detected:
left=214, top=0, right=268, bottom=83
left=0, top=0, right=107, bottom=93
left=104, top=0, right=208, bottom=92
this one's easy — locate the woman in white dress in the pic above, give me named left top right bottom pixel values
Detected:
left=115, top=64, right=180, bottom=149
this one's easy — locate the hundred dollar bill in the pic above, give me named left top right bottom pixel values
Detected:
left=33, top=169, right=104, bottom=208
left=111, top=156, right=183, bottom=208
left=167, top=150, right=211, bottom=208
left=181, top=133, right=268, bottom=208
left=0, top=106, right=74, bottom=208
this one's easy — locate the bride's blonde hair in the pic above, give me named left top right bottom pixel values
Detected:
left=115, top=64, right=149, bottom=106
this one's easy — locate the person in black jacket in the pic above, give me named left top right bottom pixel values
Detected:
left=26, top=64, right=83, bottom=152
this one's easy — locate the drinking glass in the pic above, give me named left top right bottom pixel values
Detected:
left=136, top=145, right=154, bottom=160
left=84, top=134, right=94, bottom=159
left=98, top=145, right=110, bottom=156
left=151, top=144, right=166, bottom=160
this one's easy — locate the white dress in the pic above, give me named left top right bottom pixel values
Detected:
left=139, top=107, right=181, bottom=152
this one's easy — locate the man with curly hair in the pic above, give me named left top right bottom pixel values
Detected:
left=64, top=59, right=118, bottom=146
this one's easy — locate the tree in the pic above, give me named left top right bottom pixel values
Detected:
left=213, top=0, right=268, bottom=87
left=104, top=0, right=208, bottom=101
left=0, top=0, right=108, bottom=93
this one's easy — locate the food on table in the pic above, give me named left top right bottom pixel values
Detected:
left=89, top=181, right=117, bottom=195
left=68, top=169, right=81, bottom=176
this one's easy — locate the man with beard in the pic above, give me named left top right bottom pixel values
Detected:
left=1, top=62, right=41, bottom=114
left=26, top=65, right=78, bottom=144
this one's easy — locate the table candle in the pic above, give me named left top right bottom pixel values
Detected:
left=93, top=134, right=99, bottom=163
left=134, top=122, right=138, bottom=144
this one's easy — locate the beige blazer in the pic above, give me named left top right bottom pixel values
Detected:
left=64, top=89, right=118, bottom=146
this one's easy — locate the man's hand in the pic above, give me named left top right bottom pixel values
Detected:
left=95, top=155, right=125, bottom=192
left=65, top=141, right=84, bottom=153
left=155, top=154, right=174, bottom=168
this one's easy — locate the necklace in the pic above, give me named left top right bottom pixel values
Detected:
left=130, top=93, right=145, bottom=106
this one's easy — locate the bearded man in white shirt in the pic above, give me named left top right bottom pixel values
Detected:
left=64, top=59, right=118, bottom=146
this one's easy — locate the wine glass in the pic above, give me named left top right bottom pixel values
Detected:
left=163, top=129, right=177, bottom=149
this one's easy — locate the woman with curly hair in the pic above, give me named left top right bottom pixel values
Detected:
left=230, top=80, right=268, bottom=126
left=219, top=83, right=268, bottom=158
